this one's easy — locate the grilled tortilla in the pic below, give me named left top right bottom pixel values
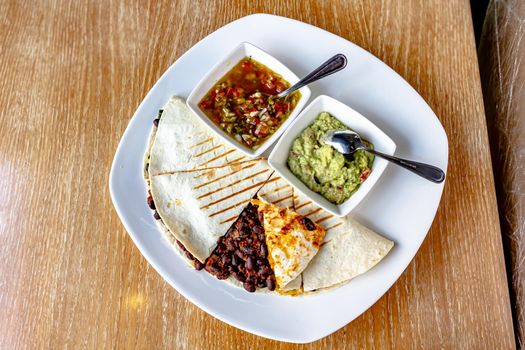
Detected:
left=293, top=192, right=394, bottom=291
left=145, top=95, right=393, bottom=295
left=252, top=176, right=303, bottom=294
left=148, top=97, right=250, bottom=174
left=148, top=97, right=271, bottom=262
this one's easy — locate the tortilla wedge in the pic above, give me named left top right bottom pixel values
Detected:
left=293, top=192, right=394, bottom=291
left=150, top=161, right=272, bottom=262
left=147, top=97, right=271, bottom=262
left=251, top=198, right=325, bottom=289
left=148, top=97, right=251, bottom=175
left=301, top=218, right=394, bottom=291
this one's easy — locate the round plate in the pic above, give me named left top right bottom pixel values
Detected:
left=109, top=14, right=448, bottom=343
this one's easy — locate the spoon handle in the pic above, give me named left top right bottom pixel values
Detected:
left=277, top=54, right=347, bottom=98
left=363, top=148, right=446, bottom=183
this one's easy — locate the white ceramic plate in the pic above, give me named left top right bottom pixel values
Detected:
left=269, top=95, right=396, bottom=217
left=109, top=14, right=448, bottom=343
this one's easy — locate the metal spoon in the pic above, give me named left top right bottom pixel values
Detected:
left=276, top=53, right=347, bottom=98
left=323, top=130, right=446, bottom=183
left=258, top=54, right=347, bottom=116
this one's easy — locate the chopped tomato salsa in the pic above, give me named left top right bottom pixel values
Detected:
left=198, top=57, right=301, bottom=149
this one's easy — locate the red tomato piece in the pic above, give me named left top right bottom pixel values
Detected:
left=241, top=60, right=253, bottom=70
left=199, top=99, right=213, bottom=109
left=359, top=168, right=371, bottom=182
left=233, top=87, right=243, bottom=97
left=275, top=82, right=286, bottom=93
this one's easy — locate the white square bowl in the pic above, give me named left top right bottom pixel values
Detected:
left=187, top=42, right=311, bottom=157
left=268, top=95, right=396, bottom=217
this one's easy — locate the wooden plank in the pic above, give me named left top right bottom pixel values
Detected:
left=0, top=0, right=514, bottom=348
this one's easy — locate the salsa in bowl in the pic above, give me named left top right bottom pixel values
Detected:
left=187, top=42, right=311, bottom=157
left=198, top=58, right=301, bottom=149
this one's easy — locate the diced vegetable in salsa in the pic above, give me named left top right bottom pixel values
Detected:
left=198, top=57, right=301, bottom=149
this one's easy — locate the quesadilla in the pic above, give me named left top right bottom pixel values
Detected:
left=301, top=219, right=393, bottom=291
left=144, top=95, right=394, bottom=295
left=150, top=161, right=272, bottom=262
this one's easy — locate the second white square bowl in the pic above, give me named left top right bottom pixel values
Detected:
left=268, top=95, right=396, bottom=217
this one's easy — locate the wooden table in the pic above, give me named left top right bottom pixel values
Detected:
left=0, top=0, right=516, bottom=348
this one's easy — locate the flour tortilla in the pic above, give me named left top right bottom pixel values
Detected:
left=256, top=174, right=294, bottom=209
left=254, top=176, right=393, bottom=292
left=143, top=125, right=157, bottom=181
left=149, top=97, right=249, bottom=175
left=150, top=161, right=271, bottom=262
left=293, top=193, right=348, bottom=242
left=292, top=192, right=394, bottom=291
left=302, top=219, right=393, bottom=291
left=148, top=98, right=271, bottom=262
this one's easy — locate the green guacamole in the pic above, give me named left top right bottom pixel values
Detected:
left=287, top=112, right=374, bottom=205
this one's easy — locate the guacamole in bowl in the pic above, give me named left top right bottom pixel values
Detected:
left=287, top=112, right=374, bottom=205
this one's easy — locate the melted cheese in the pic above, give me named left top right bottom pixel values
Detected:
left=251, top=198, right=325, bottom=289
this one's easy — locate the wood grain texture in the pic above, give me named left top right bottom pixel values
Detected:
left=0, top=0, right=515, bottom=348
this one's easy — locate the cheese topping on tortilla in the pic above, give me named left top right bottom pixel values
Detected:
left=251, top=198, right=325, bottom=289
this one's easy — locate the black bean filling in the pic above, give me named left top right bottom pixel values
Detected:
left=301, top=217, right=316, bottom=231
left=153, top=109, right=163, bottom=127
left=204, top=203, right=276, bottom=293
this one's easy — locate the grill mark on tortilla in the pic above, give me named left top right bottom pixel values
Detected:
left=193, top=163, right=257, bottom=190
left=304, top=207, right=322, bottom=217
left=193, top=144, right=223, bottom=158
left=191, top=137, right=214, bottom=148
left=193, top=156, right=248, bottom=179
left=272, top=194, right=294, bottom=205
left=259, top=184, right=292, bottom=197
left=295, top=201, right=312, bottom=211
left=153, top=159, right=251, bottom=176
left=325, top=222, right=343, bottom=231
left=200, top=177, right=279, bottom=210
left=315, top=215, right=334, bottom=224
left=208, top=199, right=251, bottom=217
left=198, top=149, right=236, bottom=166
left=196, top=169, right=270, bottom=199
left=253, top=170, right=277, bottom=198
left=219, top=215, right=239, bottom=224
